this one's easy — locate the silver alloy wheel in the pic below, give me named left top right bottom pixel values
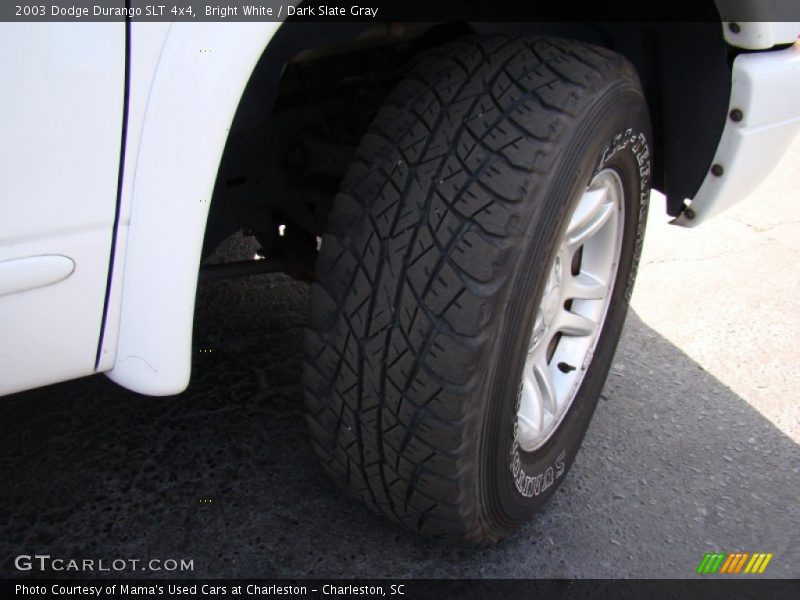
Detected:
left=515, top=168, right=625, bottom=453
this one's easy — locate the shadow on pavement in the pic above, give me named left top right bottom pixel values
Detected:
left=1, top=274, right=798, bottom=578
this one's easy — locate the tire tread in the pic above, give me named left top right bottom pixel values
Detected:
left=304, top=35, right=636, bottom=543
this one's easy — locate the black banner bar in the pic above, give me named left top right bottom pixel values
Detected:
left=4, top=0, right=800, bottom=22
left=2, top=579, right=800, bottom=600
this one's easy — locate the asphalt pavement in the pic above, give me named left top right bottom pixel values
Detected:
left=1, top=137, right=798, bottom=579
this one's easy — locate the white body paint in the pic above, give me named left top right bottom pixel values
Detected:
left=104, top=22, right=281, bottom=395
left=0, top=23, right=124, bottom=396
left=675, top=41, right=800, bottom=226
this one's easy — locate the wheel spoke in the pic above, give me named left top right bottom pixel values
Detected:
left=567, top=190, right=615, bottom=250
left=529, top=308, right=545, bottom=353
left=533, top=358, right=557, bottom=414
left=568, top=187, right=607, bottom=233
left=563, top=272, right=608, bottom=301
left=518, top=375, right=544, bottom=434
left=555, top=309, right=597, bottom=337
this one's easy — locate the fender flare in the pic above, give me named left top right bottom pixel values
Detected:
left=105, top=22, right=282, bottom=395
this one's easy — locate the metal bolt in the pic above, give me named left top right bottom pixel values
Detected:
left=729, top=109, right=743, bottom=122
left=729, top=22, right=741, bottom=34
left=711, top=164, right=724, bottom=177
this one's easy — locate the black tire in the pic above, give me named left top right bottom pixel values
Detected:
left=303, top=35, right=652, bottom=544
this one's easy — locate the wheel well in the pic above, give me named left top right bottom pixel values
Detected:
left=204, top=13, right=731, bottom=268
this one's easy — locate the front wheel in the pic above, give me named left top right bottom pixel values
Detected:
left=304, top=35, right=652, bottom=544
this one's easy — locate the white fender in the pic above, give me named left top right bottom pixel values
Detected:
left=105, top=22, right=281, bottom=395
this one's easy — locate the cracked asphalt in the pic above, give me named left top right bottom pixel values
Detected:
left=1, top=137, right=798, bottom=579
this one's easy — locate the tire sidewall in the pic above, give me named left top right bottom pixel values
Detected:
left=482, top=83, right=653, bottom=529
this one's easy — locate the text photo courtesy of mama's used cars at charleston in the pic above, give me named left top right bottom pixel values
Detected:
left=1, top=0, right=799, bottom=589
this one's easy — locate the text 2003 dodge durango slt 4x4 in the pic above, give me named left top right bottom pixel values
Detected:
left=1, top=1, right=798, bottom=544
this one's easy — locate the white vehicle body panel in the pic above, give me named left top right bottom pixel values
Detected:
left=93, top=21, right=172, bottom=372
left=0, top=23, right=124, bottom=396
left=722, top=21, right=800, bottom=49
left=104, top=22, right=281, bottom=395
left=675, top=41, right=800, bottom=226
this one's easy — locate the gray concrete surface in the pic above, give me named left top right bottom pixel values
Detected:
left=1, top=138, right=798, bottom=579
